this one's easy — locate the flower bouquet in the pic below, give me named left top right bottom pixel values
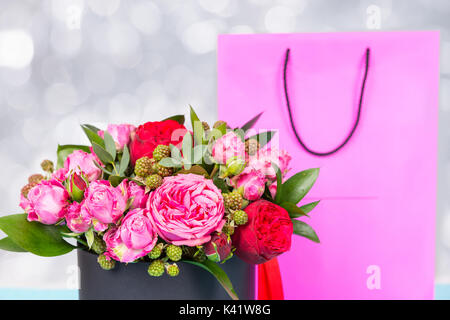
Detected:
left=0, top=107, right=320, bottom=300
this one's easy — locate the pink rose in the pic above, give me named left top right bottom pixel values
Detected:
left=104, top=208, right=157, bottom=263
left=246, top=147, right=291, bottom=180
left=98, top=124, right=136, bottom=151
left=234, top=169, right=266, bottom=201
left=147, top=174, right=225, bottom=246
left=211, top=132, right=245, bottom=164
left=64, top=150, right=101, bottom=182
left=127, top=180, right=148, bottom=209
left=20, top=179, right=69, bottom=225
left=83, top=180, right=127, bottom=230
left=66, top=201, right=91, bottom=233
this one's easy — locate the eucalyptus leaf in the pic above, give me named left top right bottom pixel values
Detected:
left=193, top=145, right=207, bottom=164
left=92, top=142, right=113, bottom=164
left=81, top=124, right=105, bottom=148
left=93, top=160, right=112, bottom=175
left=159, top=157, right=182, bottom=168
left=300, top=201, right=320, bottom=214
left=56, top=144, right=91, bottom=169
left=183, top=259, right=239, bottom=300
left=119, top=145, right=130, bottom=176
left=175, top=165, right=209, bottom=177
left=182, top=133, right=193, bottom=169
left=279, top=168, right=320, bottom=205
left=0, top=237, right=27, bottom=252
left=163, top=114, right=185, bottom=125
left=103, top=131, right=116, bottom=161
left=170, top=144, right=182, bottom=161
left=109, top=175, right=125, bottom=187
left=85, top=229, right=94, bottom=249
left=193, top=119, right=205, bottom=146
left=292, top=219, right=320, bottom=243
left=0, top=214, right=74, bottom=257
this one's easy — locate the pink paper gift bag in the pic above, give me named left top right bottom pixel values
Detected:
left=217, top=31, right=439, bottom=299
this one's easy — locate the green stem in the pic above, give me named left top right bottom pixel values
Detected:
left=209, top=164, right=219, bottom=179
left=111, top=162, right=119, bottom=176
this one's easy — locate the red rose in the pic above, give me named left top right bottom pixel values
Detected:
left=130, top=120, right=187, bottom=164
left=204, top=232, right=232, bottom=262
left=232, top=200, right=293, bottom=264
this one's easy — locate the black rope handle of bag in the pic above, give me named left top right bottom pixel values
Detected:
left=283, top=47, right=370, bottom=156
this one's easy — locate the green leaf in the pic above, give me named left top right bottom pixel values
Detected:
left=0, top=214, right=74, bottom=257
left=163, top=114, right=185, bottom=125
left=215, top=122, right=227, bottom=136
left=292, top=219, right=320, bottom=243
left=92, top=142, right=113, bottom=164
left=280, top=202, right=309, bottom=218
left=103, top=131, right=116, bottom=161
left=175, top=165, right=209, bottom=177
left=119, top=145, right=130, bottom=176
left=247, top=131, right=276, bottom=148
left=193, top=119, right=205, bottom=146
left=56, top=144, right=91, bottom=169
left=109, top=175, right=125, bottom=187
left=159, top=157, right=182, bottom=168
left=240, top=112, right=263, bottom=132
left=183, top=259, right=239, bottom=300
left=189, top=105, right=200, bottom=130
left=213, top=177, right=229, bottom=193
left=192, top=145, right=207, bottom=164
left=81, top=124, right=105, bottom=148
left=300, top=200, right=320, bottom=214
left=272, top=162, right=283, bottom=204
left=0, top=237, right=27, bottom=252
left=93, top=160, right=112, bottom=175
left=280, top=168, right=320, bottom=204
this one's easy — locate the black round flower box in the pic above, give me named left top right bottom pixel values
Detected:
left=77, top=249, right=255, bottom=300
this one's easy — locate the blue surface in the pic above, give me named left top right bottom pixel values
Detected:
left=1, top=285, right=450, bottom=299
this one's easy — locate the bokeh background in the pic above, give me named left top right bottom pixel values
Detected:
left=1, top=0, right=449, bottom=297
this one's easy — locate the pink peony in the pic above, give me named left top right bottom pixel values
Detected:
left=126, top=180, right=148, bottom=209
left=52, top=168, right=68, bottom=182
left=64, top=150, right=101, bottom=182
left=234, top=169, right=266, bottom=201
left=147, top=174, right=225, bottom=246
left=245, top=147, right=291, bottom=180
left=20, top=179, right=69, bottom=225
left=83, top=180, right=127, bottom=230
left=98, top=124, right=136, bottom=151
left=65, top=201, right=91, bottom=233
left=104, top=208, right=157, bottom=263
left=211, top=132, right=245, bottom=164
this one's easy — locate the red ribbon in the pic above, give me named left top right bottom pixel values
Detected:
left=257, top=258, right=284, bottom=300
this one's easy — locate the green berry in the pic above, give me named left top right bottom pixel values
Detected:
left=245, top=139, right=260, bottom=156
left=166, top=263, right=180, bottom=277
left=155, top=163, right=173, bottom=177
left=148, top=260, right=165, bottom=277
left=134, top=157, right=154, bottom=177
left=153, top=145, right=171, bottom=161
left=91, top=236, right=107, bottom=254
left=97, top=254, right=115, bottom=270
left=40, top=159, right=54, bottom=173
left=223, top=191, right=242, bottom=210
left=145, top=174, right=163, bottom=190
left=28, top=174, right=44, bottom=184
left=166, top=244, right=182, bottom=261
left=233, top=210, right=248, bottom=226
left=148, top=243, right=163, bottom=259
left=222, top=224, right=235, bottom=236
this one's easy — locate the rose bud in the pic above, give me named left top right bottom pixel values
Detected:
left=219, top=156, right=246, bottom=178
left=64, top=150, right=102, bottom=182
left=233, top=169, right=266, bottom=201
left=67, top=173, right=88, bottom=203
left=204, top=232, right=232, bottom=262
left=232, top=200, right=293, bottom=265
left=211, top=132, right=245, bottom=165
